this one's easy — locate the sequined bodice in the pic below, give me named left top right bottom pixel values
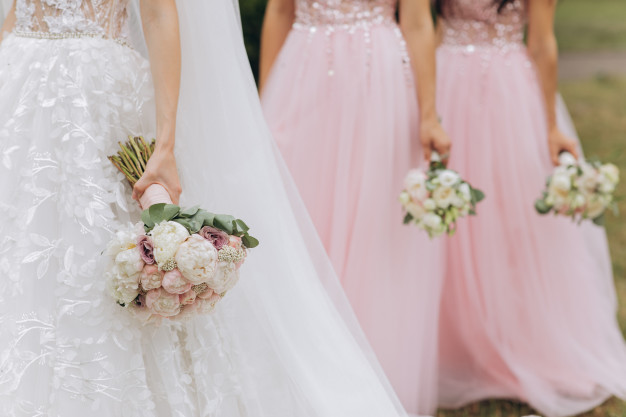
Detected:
left=14, top=0, right=129, bottom=40
left=295, top=0, right=397, bottom=29
left=441, top=0, right=526, bottom=49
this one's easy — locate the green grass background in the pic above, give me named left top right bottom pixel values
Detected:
left=240, top=1, right=626, bottom=415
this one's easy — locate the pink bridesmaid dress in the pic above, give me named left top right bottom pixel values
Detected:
left=261, top=0, right=444, bottom=414
left=436, top=1, right=626, bottom=415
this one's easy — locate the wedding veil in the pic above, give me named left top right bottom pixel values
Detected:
left=125, top=0, right=412, bottom=415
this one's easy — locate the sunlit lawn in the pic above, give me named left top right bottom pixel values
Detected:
left=555, top=0, right=626, bottom=52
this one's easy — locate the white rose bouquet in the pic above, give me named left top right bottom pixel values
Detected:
left=535, top=152, right=620, bottom=225
left=105, top=204, right=258, bottom=322
left=399, top=153, right=485, bottom=238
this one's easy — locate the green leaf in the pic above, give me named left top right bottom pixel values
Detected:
left=535, top=199, right=551, bottom=215
left=194, top=211, right=216, bottom=228
left=235, top=219, right=250, bottom=232
left=174, top=218, right=193, bottom=232
left=592, top=214, right=606, bottom=227
left=471, top=187, right=486, bottom=204
left=214, top=214, right=235, bottom=234
left=147, top=203, right=180, bottom=225
left=179, top=206, right=200, bottom=218
left=242, top=234, right=260, bottom=248
left=141, top=208, right=155, bottom=230
left=403, top=212, right=414, bottom=225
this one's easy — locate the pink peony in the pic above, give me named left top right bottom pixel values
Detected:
left=197, top=288, right=216, bottom=300
left=140, top=264, right=163, bottom=291
left=179, top=289, right=197, bottom=306
left=199, top=226, right=230, bottom=250
left=145, top=288, right=181, bottom=317
left=137, top=235, right=155, bottom=265
left=162, top=269, right=192, bottom=295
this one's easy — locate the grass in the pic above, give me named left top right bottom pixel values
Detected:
left=555, top=0, right=626, bottom=52
left=437, top=75, right=626, bottom=417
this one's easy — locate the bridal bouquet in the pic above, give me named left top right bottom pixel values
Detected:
left=399, top=153, right=485, bottom=238
left=105, top=136, right=259, bottom=321
left=535, top=152, right=620, bottom=225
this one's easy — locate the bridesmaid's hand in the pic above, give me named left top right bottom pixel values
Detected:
left=420, top=118, right=451, bottom=163
left=548, top=128, right=579, bottom=165
left=132, top=147, right=182, bottom=205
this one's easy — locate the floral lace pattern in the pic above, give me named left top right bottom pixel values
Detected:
left=14, top=0, right=129, bottom=39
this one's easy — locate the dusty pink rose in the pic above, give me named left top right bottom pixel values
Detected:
left=179, top=289, right=197, bottom=306
left=140, top=264, right=163, bottom=291
left=145, top=288, right=181, bottom=317
left=162, top=269, right=192, bottom=295
left=137, top=235, right=155, bottom=265
left=199, top=226, right=229, bottom=250
left=228, top=235, right=243, bottom=250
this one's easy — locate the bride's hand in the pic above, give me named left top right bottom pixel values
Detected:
left=132, top=148, right=182, bottom=205
left=420, top=117, right=451, bottom=163
left=548, top=127, right=579, bottom=165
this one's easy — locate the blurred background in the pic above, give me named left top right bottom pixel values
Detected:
left=239, top=0, right=626, bottom=415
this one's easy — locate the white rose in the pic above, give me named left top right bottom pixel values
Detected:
left=422, top=213, right=443, bottom=230
left=106, top=265, right=140, bottom=306
left=405, top=202, right=426, bottom=220
left=105, top=222, right=144, bottom=257
left=206, top=261, right=240, bottom=294
left=558, top=152, right=577, bottom=166
left=458, top=183, right=472, bottom=202
left=577, top=164, right=599, bottom=193
left=600, top=163, right=620, bottom=185
left=550, top=173, right=571, bottom=193
left=399, top=191, right=411, bottom=205
left=404, top=170, right=428, bottom=202
left=585, top=198, right=606, bottom=219
left=438, top=170, right=460, bottom=188
left=115, top=248, right=145, bottom=277
left=151, top=221, right=190, bottom=266
left=175, top=234, right=219, bottom=285
left=423, top=198, right=436, bottom=211
left=572, top=193, right=586, bottom=209
left=452, top=194, right=466, bottom=208
left=432, top=186, right=455, bottom=209
left=600, top=181, right=615, bottom=194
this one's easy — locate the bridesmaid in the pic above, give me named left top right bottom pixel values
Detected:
left=260, top=0, right=449, bottom=414
left=435, top=0, right=626, bottom=415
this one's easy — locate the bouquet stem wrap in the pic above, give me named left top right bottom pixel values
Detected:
left=140, top=184, right=173, bottom=209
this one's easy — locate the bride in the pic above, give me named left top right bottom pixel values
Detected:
left=0, top=1, right=415, bottom=416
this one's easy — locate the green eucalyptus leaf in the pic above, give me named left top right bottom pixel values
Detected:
left=471, top=188, right=486, bottom=204
left=235, top=219, right=250, bottom=232
left=214, top=214, right=235, bottom=234
left=162, top=204, right=181, bottom=221
left=179, top=206, right=201, bottom=218
left=592, top=214, right=606, bottom=227
left=242, top=234, right=260, bottom=248
left=403, top=212, right=414, bottom=224
left=173, top=218, right=193, bottom=233
left=195, top=211, right=216, bottom=228
left=535, top=199, right=551, bottom=215
left=141, top=209, right=155, bottom=230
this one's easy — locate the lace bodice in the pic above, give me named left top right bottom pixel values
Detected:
left=295, top=0, right=397, bottom=29
left=14, top=0, right=129, bottom=40
left=441, top=0, right=526, bottom=49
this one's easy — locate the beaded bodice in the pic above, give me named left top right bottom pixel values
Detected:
left=441, top=0, right=526, bottom=49
left=294, top=0, right=397, bottom=29
left=14, top=0, right=129, bottom=40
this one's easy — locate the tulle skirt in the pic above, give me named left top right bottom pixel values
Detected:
left=436, top=43, right=626, bottom=417
left=262, top=23, right=444, bottom=415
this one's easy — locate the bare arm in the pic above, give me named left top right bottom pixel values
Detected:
left=400, top=0, right=450, bottom=162
left=133, top=0, right=183, bottom=204
left=527, top=0, right=577, bottom=164
left=1, top=1, right=16, bottom=43
left=259, top=0, right=295, bottom=92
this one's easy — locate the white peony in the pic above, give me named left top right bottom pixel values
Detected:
left=399, top=191, right=411, bottom=205
left=432, top=186, right=455, bottom=209
left=206, top=261, right=240, bottom=294
left=175, top=234, right=219, bottom=285
left=600, top=163, right=620, bottom=185
left=106, top=264, right=140, bottom=306
left=105, top=222, right=144, bottom=258
left=550, top=172, right=572, bottom=193
left=438, top=170, right=460, bottom=188
left=423, top=198, right=437, bottom=211
left=115, top=248, right=145, bottom=277
left=151, top=221, right=190, bottom=266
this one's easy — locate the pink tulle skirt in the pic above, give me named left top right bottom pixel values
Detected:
left=437, top=43, right=626, bottom=417
left=262, top=23, right=444, bottom=415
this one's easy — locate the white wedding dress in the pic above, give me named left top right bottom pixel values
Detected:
left=0, top=1, right=414, bottom=416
